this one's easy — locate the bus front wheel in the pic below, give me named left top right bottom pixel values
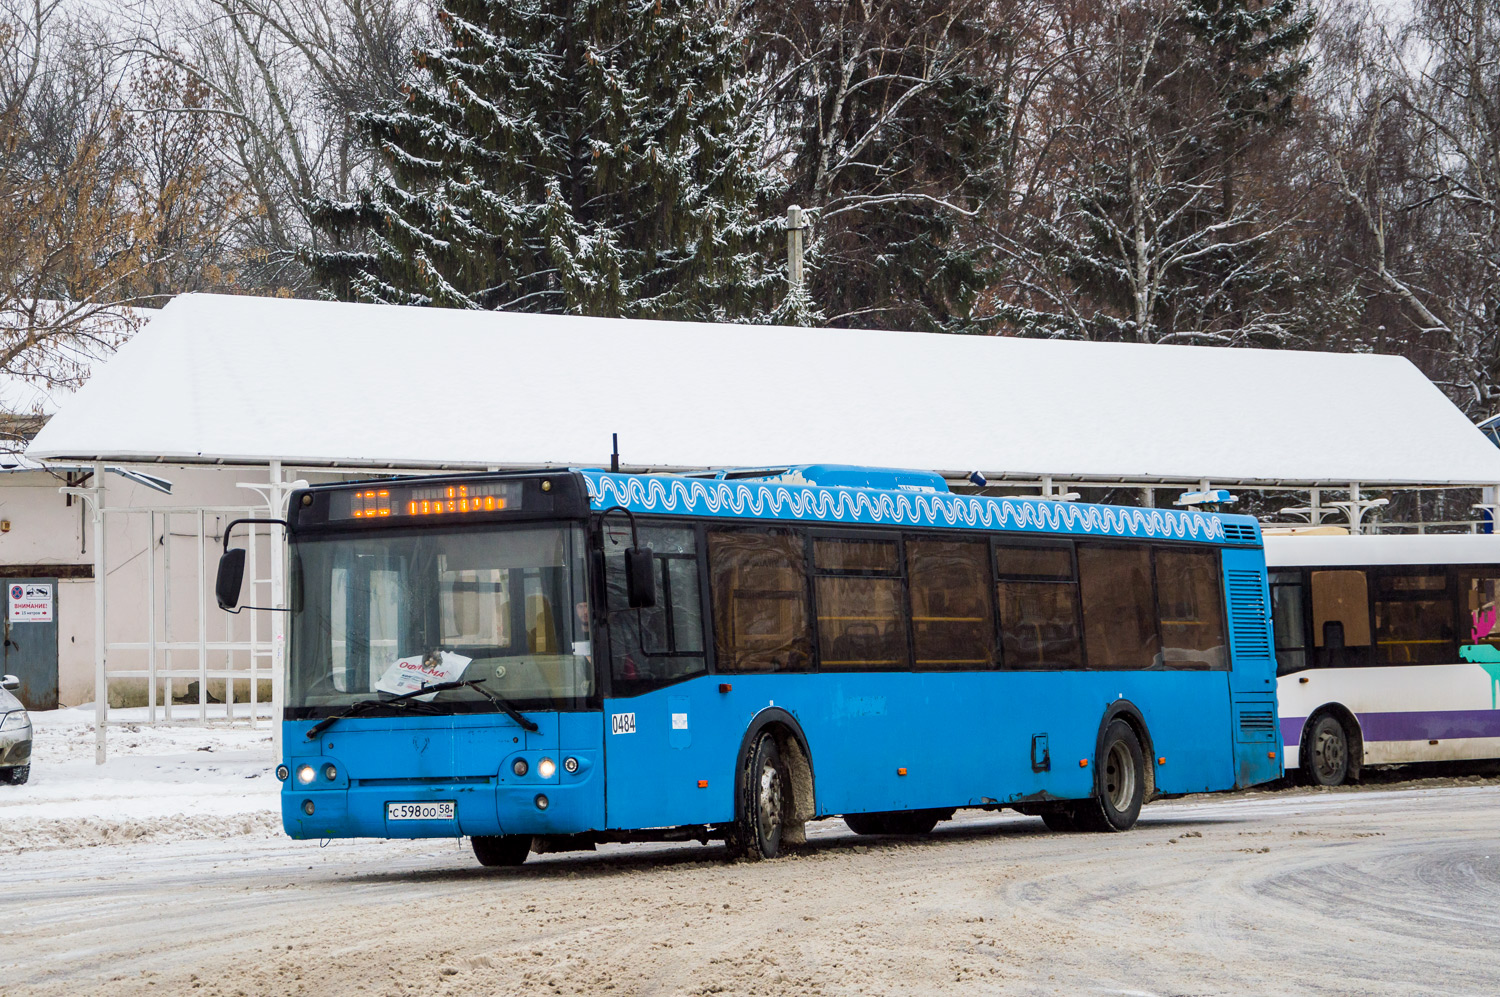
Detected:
left=1077, top=719, right=1146, bottom=832
left=471, top=834, right=531, bottom=867
left=728, top=733, right=790, bottom=860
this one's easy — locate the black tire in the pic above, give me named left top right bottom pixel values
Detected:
left=727, top=733, right=789, bottom=860
left=1041, top=808, right=1081, bottom=832
left=1304, top=713, right=1350, bottom=787
left=0, top=765, right=27, bottom=786
left=471, top=834, right=531, bottom=867
left=843, top=812, right=887, bottom=835
left=843, top=809, right=948, bottom=836
left=1077, top=719, right=1146, bottom=832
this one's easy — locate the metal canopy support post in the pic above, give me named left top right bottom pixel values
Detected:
left=270, top=461, right=286, bottom=761
left=1325, top=482, right=1390, bottom=535
left=146, top=511, right=156, bottom=724
left=1470, top=485, right=1500, bottom=534
left=92, top=463, right=106, bottom=763
left=1038, top=475, right=1080, bottom=502
left=1278, top=487, right=1326, bottom=526
left=58, top=464, right=110, bottom=763
left=197, top=509, right=208, bottom=722
left=237, top=459, right=301, bottom=760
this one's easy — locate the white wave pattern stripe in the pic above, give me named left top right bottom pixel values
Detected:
left=583, top=474, right=1226, bottom=542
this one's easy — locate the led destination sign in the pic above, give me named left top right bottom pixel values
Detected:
left=333, top=481, right=523, bottom=522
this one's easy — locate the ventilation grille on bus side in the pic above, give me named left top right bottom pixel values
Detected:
left=1226, top=569, right=1273, bottom=658
left=1235, top=703, right=1277, bottom=743
left=1221, top=523, right=1258, bottom=544
left=1238, top=709, right=1275, bottom=732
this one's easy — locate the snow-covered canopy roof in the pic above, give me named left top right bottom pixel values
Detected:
left=25, top=293, right=1500, bottom=488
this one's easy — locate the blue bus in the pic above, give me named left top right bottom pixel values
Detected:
left=217, top=465, right=1281, bottom=866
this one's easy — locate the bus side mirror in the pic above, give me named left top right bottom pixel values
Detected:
left=216, top=548, right=246, bottom=611
left=625, top=548, right=656, bottom=609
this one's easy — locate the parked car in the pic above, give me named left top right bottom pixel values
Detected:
left=0, top=674, right=31, bottom=785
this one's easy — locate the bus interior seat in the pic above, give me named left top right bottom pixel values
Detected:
left=527, top=594, right=556, bottom=654
left=830, top=622, right=884, bottom=664
left=1323, top=621, right=1345, bottom=649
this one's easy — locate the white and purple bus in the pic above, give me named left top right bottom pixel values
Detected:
left=1268, top=534, right=1500, bottom=784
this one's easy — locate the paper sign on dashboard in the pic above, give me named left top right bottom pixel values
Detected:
left=376, top=650, right=472, bottom=699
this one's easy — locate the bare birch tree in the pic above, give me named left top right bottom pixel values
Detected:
left=997, top=0, right=1313, bottom=345
left=121, top=0, right=432, bottom=292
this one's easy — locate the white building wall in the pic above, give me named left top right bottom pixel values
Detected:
left=0, top=473, right=86, bottom=562
left=57, top=580, right=92, bottom=705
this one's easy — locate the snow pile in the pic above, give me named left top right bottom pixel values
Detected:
left=0, top=705, right=281, bottom=853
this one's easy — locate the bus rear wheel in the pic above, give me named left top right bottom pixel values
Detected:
left=727, top=733, right=790, bottom=860
left=1304, top=714, right=1350, bottom=787
left=1077, top=719, right=1145, bottom=832
left=471, top=834, right=531, bottom=867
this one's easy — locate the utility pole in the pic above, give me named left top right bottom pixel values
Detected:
left=786, top=204, right=805, bottom=299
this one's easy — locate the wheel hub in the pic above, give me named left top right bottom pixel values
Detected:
left=1104, top=740, right=1135, bottom=812
left=757, top=762, right=783, bottom=840
left=1315, top=728, right=1346, bottom=777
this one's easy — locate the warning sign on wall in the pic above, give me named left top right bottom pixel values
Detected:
left=9, top=583, right=52, bottom=623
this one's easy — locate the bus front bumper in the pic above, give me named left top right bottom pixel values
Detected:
left=283, top=782, right=602, bottom=839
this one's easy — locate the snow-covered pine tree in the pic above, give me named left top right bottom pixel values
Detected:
left=306, top=0, right=783, bottom=319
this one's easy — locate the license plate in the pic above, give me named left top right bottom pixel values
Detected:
left=386, top=801, right=455, bottom=821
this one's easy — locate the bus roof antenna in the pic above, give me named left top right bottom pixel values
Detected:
left=611, top=433, right=620, bottom=473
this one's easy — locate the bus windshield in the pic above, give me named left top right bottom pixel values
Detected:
left=288, top=525, right=591, bottom=716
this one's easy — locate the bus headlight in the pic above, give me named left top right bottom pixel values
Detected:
left=297, top=764, right=316, bottom=785
left=512, top=758, right=529, bottom=777
left=538, top=757, right=556, bottom=779
left=323, top=764, right=337, bottom=781
left=563, top=757, right=578, bottom=774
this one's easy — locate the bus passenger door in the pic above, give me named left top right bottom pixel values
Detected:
left=600, top=524, right=728, bottom=830
left=1222, top=547, right=1282, bottom=786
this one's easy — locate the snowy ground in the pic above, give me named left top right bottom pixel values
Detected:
left=4, top=716, right=1498, bottom=995
left=0, top=706, right=280, bottom=852
left=4, top=782, right=1498, bottom=996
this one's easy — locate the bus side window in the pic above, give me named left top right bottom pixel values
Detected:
left=906, top=539, right=995, bottom=669
left=1154, top=548, right=1227, bottom=670
left=813, top=537, right=909, bottom=671
left=1311, top=570, right=1371, bottom=667
left=995, top=542, right=1081, bottom=670
left=1459, top=571, right=1500, bottom=647
left=707, top=529, right=813, bottom=673
left=1078, top=545, right=1159, bottom=669
left=1372, top=570, right=1452, bottom=665
left=1269, top=571, right=1309, bottom=675
left=605, top=526, right=706, bottom=692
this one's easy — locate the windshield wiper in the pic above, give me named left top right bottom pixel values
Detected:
left=459, top=681, right=540, bottom=732
left=304, top=679, right=541, bottom=740
left=304, top=681, right=463, bottom=740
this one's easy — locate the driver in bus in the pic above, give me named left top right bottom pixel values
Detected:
left=573, top=601, right=592, bottom=662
